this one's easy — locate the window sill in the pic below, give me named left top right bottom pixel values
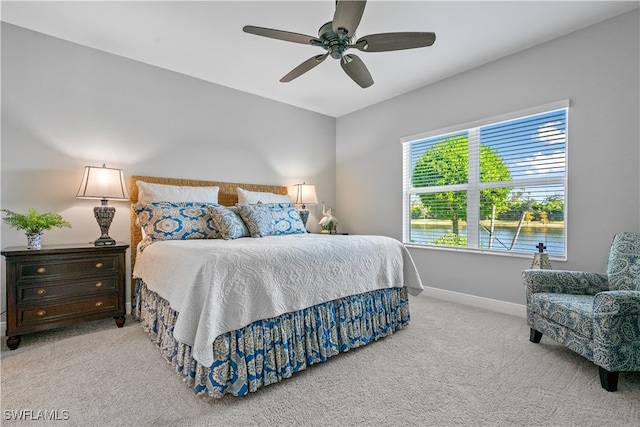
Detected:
left=403, top=242, right=567, bottom=262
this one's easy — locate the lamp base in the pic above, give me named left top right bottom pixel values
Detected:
left=94, top=237, right=116, bottom=246
left=298, top=209, right=309, bottom=227
left=93, top=202, right=116, bottom=247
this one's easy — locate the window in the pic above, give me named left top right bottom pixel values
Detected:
left=402, top=101, right=568, bottom=258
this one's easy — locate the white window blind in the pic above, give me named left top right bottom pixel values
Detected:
left=402, top=101, right=568, bottom=257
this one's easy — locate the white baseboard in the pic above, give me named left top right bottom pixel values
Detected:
left=421, top=286, right=526, bottom=318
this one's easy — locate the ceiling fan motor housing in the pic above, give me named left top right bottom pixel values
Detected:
left=318, top=21, right=352, bottom=59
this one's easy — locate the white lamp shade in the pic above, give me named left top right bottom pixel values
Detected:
left=76, top=165, right=129, bottom=200
left=293, top=183, right=318, bottom=206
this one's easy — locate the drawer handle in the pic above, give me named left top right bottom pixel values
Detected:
left=95, top=301, right=103, bottom=307
left=95, top=281, right=103, bottom=288
left=37, top=288, right=46, bottom=295
left=95, top=262, right=104, bottom=269
left=37, top=267, right=46, bottom=274
left=37, top=310, right=46, bottom=317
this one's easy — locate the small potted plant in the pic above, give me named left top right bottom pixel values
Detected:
left=1, top=208, right=71, bottom=249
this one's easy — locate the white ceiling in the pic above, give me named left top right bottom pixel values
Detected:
left=2, top=1, right=638, bottom=117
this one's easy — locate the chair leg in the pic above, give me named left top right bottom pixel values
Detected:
left=598, top=366, right=619, bottom=392
left=529, top=328, right=542, bottom=343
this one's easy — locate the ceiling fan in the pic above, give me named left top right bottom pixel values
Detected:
left=243, top=0, right=436, bottom=88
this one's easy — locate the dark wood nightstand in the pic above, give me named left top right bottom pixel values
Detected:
left=2, top=243, right=129, bottom=350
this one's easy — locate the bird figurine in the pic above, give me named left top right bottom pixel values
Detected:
left=319, top=203, right=338, bottom=234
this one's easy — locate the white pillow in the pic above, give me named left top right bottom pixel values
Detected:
left=137, top=181, right=219, bottom=204
left=236, top=187, right=291, bottom=205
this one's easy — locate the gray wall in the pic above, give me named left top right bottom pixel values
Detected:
left=1, top=23, right=336, bottom=316
left=2, top=9, right=639, bottom=320
left=336, top=10, right=640, bottom=305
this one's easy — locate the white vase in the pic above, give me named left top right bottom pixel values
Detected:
left=26, top=232, right=43, bottom=250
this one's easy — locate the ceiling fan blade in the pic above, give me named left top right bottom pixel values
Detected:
left=340, top=54, right=373, bottom=88
left=352, top=32, right=436, bottom=52
left=332, top=0, right=367, bottom=36
left=243, top=25, right=319, bottom=46
left=280, top=53, right=329, bottom=82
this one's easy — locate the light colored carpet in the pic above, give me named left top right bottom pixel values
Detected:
left=1, top=294, right=639, bottom=427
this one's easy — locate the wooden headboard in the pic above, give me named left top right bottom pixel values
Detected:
left=129, top=175, right=288, bottom=301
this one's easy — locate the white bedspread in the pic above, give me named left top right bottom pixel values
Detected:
left=133, top=233, right=423, bottom=366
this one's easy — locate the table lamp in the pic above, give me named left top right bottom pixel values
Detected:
left=76, top=164, right=129, bottom=246
left=293, top=182, right=318, bottom=227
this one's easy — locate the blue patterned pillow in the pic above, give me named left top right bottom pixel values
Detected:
left=134, top=202, right=221, bottom=249
left=266, top=203, right=307, bottom=235
left=206, top=205, right=249, bottom=240
left=236, top=203, right=306, bottom=238
left=235, top=204, right=275, bottom=238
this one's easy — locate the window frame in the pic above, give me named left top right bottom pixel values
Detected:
left=401, top=100, right=569, bottom=260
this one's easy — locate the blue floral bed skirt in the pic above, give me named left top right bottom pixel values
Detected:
left=133, top=279, right=410, bottom=397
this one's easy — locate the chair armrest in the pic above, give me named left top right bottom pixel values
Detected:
left=594, top=290, right=640, bottom=317
left=522, top=269, right=609, bottom=295
left=593, top=291, right=640, bottom=371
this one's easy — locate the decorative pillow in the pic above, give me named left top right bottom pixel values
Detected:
left=236, top=187, right=291, bottom=205
left=267, top=204, right=307, bottom=235
left=236, top=203, right=306, bottom=238
left=134, top=202, right=221, bottom=249
left=206, top=205, right=250, bottom=240
left=235, top=204, right=275, bottom=238
left=137, top=181, right=219, bottom=204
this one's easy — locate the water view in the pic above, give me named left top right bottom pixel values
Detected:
left=410, top=221, right=565, bottom=255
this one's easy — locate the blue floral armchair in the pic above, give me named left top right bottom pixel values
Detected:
left=523, top=232, right=640, bottom=391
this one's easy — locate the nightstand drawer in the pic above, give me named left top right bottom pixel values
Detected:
left=18, top=277, right=117, bottom=303
left=15, top=255, right=119, bottom=281
left=18, top=294, right=119, bottom=325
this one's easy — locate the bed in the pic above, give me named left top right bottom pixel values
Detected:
left=130, top=175, right=424, bottom=397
